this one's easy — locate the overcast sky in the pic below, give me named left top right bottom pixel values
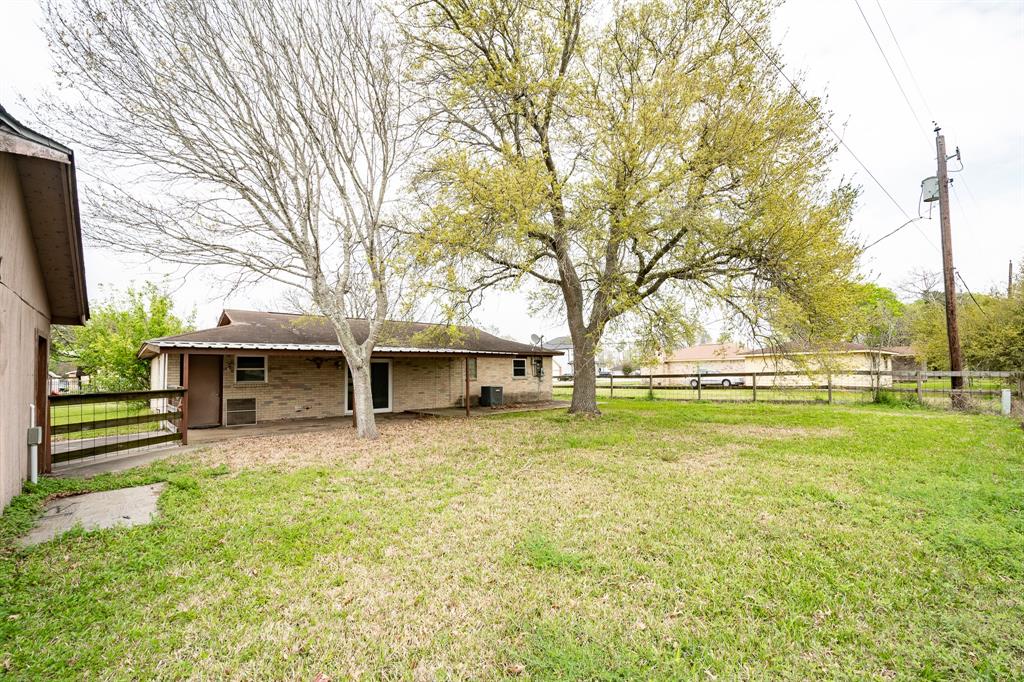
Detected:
left=2, top=0, right=1022, bottom=343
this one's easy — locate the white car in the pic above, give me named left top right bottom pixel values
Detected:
left=689, top=374, right=745, bottom=388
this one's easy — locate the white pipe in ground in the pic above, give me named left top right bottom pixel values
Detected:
left=28, top=404, right=39, bottom=484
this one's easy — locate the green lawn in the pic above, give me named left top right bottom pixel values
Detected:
left=49, top=401, right=159, bottom=441
left=553, top=383, right=1011, bottom=412
left=1, top=400, right=1022, bottom=679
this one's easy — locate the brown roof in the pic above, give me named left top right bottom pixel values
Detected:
left=663, top=343, right=746, bottom=362
left=742, top=342, right=898, bottom=356
left=140, top=309, right=559, bottom=358
left=0, top=104, right=88, bottom=325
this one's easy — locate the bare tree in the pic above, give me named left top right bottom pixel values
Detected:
left=43, top=0, right=423, bottom=438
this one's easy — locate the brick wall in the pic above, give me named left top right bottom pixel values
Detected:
left=153, top=352, right=555, bottom=424
left=222, top=355, right=346, bottom=422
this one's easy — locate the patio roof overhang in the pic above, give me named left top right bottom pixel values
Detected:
left=138, top=341, right=560, bottom=360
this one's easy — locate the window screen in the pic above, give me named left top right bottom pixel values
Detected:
left=513, top=358, right=527, bottom=377
left=225, top=398, right=257, bottom=425
left=236, top=356, right=267, bottom=383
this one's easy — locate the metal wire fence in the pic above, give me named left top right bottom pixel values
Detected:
left=47, top=389, right=187, bottom=470
left=553, top=370, right=1022, bottom=416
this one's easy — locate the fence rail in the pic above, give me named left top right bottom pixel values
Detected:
left=553, top=370, right=1022, bottom=415
left=47, top=388, right=188, bottom=467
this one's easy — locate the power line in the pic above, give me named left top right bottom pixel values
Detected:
left=872, top=0, right=935, bottom=120
left=721, top=4, right=914, bottom=223
left=862, top=217, right=924, bottom=251
left=956, top=269, right=987, bottom=314
left=852, top=0, right=931, bottom=148
left=948, top=181, right=987, bottom=311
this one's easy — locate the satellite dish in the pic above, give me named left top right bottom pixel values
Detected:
left=531, top=333, right=542, bottom=345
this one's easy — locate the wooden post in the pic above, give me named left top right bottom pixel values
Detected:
left=648, top=374, right=654, bottom=400
left=181, top=352, right=190, bottom=446
left=752, top=373, right=757, bottom=402
left=916, top=370, right=924, bottom=404
left=696, top=369, right=702, bottom=401
left=465, top=356, right=471, bottom=417
left=609, top=374, right=614, bottom=398
left=935, top=127, right=965, bottom=402
left=36, top=335, right=52, bottom=474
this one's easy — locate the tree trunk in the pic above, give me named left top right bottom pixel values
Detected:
left=349, top=362, right=380, bottom=439
left=568, top=330, right=599, bottom=416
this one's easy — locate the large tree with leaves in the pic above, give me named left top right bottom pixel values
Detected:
left=405, top=0, right=859, bottom=415
left=52, top=284, right=194, bottom=391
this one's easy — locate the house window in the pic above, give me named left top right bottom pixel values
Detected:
left=513, top=357, right=527, bottom=378
left=467, top=357, right=477, bottom=380
left=235, top=355, right=267, bottom=383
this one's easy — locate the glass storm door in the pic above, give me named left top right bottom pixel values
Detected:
left=346, top=360, right=391, bottom=413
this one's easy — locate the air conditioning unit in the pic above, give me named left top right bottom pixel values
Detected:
left=480, top=386, right=503, bottom=407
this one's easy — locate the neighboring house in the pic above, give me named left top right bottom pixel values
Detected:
left=641, top=342, right=899, bottom=387
left=742, top=343, right=898, bottom=387
left=0, top=105, right=88, bottom=509
left=542, top=335, right=574, bottom=377
left=641, top=343, right=746, bottom=379
left=140, top=310, right=560, bottom=427
left=48, top=361, right=89, bottom=393
left=883, top=345, right=921, bottom=373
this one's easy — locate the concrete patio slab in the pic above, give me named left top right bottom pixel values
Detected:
left=18, top=483, right=166, bottom=547
left=53, top=444, right=201, bottom=479
left=407, top=400, right=571, bottom=418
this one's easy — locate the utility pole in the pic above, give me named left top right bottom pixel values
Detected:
left=934, top=125, right=964, bottom=405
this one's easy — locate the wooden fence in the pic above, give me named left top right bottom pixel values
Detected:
left=553, top=370, right=1022, bottom=414
left=47, top=389, right=187, bottom=467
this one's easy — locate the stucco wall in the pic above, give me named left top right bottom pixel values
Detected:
left=0, top=153, right=51, bottom=509
left=152, top=352, right=554, bottom=423
left=642, top=358, right=744, bottom=385
left=744, top=353, right=893, bottom=387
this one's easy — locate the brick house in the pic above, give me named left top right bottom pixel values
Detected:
left=641, top=342, right=901, bottom=387
left=140, top=310, right=559, bottom=427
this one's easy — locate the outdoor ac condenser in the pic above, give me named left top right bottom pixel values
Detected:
left=480, top=386, right=503, bottom=407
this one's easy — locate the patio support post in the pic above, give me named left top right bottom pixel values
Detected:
left=465, top=356, right=471, bottom=417
left=181, top=352, right=189, bottom=446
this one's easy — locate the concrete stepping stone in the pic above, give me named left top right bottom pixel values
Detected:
left=18, top=483, right=166, bottom=548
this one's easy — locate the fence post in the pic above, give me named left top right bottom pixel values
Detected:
left=181, top=353, right=190, bottom=446
left=752, top=373, right=757, bottom=402
left=648, top=374, right=653, bottom=400
left=609, top=374, right=614, bottom=398
left=827, top=372, right=833, bottom=405
left=916, top=371, right=924, bottom=404
left=696, top=368, right=702, bottom=401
